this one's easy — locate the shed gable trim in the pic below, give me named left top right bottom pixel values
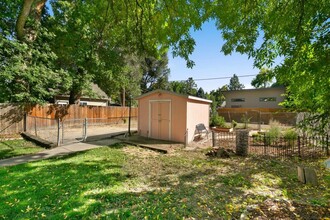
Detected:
left=136, top=89, right=212, bottom=103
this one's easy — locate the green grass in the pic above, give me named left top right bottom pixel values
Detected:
left=0, top=139, right=44, bottom=159
left=0, top=143, right=329, bottom=219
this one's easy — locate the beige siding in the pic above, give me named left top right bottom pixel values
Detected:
left=137, top=90, right=211, bottom=144
left=137, top=92, right=187, bottom=142
left=186, top=100, right=210, bottom=143
left=224, top=88, right=285, bottom=108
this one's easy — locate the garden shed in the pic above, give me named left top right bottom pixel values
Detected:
left=136, top=90, right=212, bottom=144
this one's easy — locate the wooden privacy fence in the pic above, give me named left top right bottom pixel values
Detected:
left=29, top=104, right=138, bottom=120
left=1, top=104, right=138, bottom=135
left=0, top=104, right=25, bottom=135
left=217, top=108, right=297, bottom=126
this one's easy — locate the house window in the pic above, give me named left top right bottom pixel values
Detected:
left=259, top=97, right=276, bottom=102
left=231, top=98, right=245, bottom=102
left=80, top=102, right=88, bottom=106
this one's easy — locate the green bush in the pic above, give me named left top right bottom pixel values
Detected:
left=232, top=120, right=238, bottom=128
left=210, top=115, right=226, bottom=127
left=265, top=126, right=281, bottom=145
left=283, top=129, right=298, bottom=140
left=252, top=133, right=264, bottom=144
left=284, top=129, right=298, bottom=147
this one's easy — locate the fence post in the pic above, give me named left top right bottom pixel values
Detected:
left=236, top=129, right=248, bottom=156
left=57, top=118, right=61, bottom=147
left=34, top=117, right=37, bottom=136
left=83, top=118, right=87, bottom=142
left=128, top=98, right=131, bottom=136
left=62, top=121, right=64, bottom=144
left=23, top=113, right=27, bottom=132
left=184, top=129, right=188, bottom=147
left=212, top=131, right=216, bottom=147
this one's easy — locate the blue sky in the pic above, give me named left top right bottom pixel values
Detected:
left=167, top=20, right=259, bottom=92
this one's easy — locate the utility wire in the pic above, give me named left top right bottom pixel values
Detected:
left=170, top=74, right=257, bottom=82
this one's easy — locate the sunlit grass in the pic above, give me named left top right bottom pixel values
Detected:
left=0, top=143, right=329, bottom=219
left=0, top=139, right=44, bottom=159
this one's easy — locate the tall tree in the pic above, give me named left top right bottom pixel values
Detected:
left=227, top=74, right=244, bottom=90
left=211, top=0, right=330, bottom=133
left=168, top=77, right=197, bottom=96
left=0, top=0, right=70, bottom=105
left=140, top=53, right=170, bottom=93
left=196, top=87, right=206, bottom=99
left=251, top=68, right=273, bottom=88
left=208, top=85, right=227, bottom=109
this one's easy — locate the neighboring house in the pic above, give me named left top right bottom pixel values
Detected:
left=222, top=87, right=285, bottom=108
left=136, top=89, right=212, bottom=144
left=54, top=84, right=111, bottom=106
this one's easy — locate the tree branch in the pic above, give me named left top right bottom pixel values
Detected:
left=16, top=0, right=34, bottom=41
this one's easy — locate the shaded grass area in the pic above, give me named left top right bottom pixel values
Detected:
left=0, top=139, right=44, bottom=160
left=0, top=143, right=329, bottom=219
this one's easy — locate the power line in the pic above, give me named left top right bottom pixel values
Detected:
left=171, top=74, right=257, bottom=82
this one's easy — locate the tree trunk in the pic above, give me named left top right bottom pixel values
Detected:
left=16, top=0, right=47, bottom=42
left=16, top=0, right=34, bottom=41
left=69, top=90, right=81, bottom=105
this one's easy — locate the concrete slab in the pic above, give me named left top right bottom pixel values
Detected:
left=0, top=139, right=121, bottom=167
left=115, top=134, right=184, bottom=153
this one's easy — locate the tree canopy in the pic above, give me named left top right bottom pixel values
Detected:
left=1, top=0, right=329, bottom=132
left=211, top=0, right=330, bottom=132
left=251, top=68, right=273, bottom=88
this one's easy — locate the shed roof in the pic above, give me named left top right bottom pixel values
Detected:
left=135, top=89, right=212, bottom=103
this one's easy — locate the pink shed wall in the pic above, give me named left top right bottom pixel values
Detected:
left=186, top=100, right=210, bottom=142
left=137, top=92, right=187, bottom=142
left=137, top=90, right=211, bottom=144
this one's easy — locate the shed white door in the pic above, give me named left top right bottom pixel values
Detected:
left=149, top=101, right=171, bottom=140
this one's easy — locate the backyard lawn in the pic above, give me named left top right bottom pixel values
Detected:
left=0, top=139, right=44, bottom=160
left=0, top=143, right=329, bottom=219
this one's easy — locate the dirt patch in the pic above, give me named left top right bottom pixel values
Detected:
left=244, top=198, right=330, bottom=220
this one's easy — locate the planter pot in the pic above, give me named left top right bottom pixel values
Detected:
left=211, top=127, right=233, bottom=132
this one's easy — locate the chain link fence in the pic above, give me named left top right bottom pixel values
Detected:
left=25, top=116, right=137, bottom=146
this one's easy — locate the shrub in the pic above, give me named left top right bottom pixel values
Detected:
left=252, top=133, right=264, bottom=144
left=284, top=129, right=298, bottom=147
left=269, top=119, right=281, bottom=128
left=241, top=114, right=251, bottom=129
left=210, top=115, right=226, bottom=127
left=265, top=126, right=281, bottom=145
left=232, top=120, right=238, bottom=128
left=283, top=129, right=298, bottom=140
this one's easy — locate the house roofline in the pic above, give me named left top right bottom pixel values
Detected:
left=54, top=95, right=110, bottom=102
left=221, top=87, right=285, bottom=94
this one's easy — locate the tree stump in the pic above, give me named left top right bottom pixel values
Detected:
left=297, top=166, right=318, bottom=186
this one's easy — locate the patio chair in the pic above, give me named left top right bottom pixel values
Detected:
left=195, top=123, right=209, bottom=139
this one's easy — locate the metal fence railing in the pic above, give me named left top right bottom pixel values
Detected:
left=249, top=134, right=329, bottom=159
left=212, top=130, right=329, bottom=159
